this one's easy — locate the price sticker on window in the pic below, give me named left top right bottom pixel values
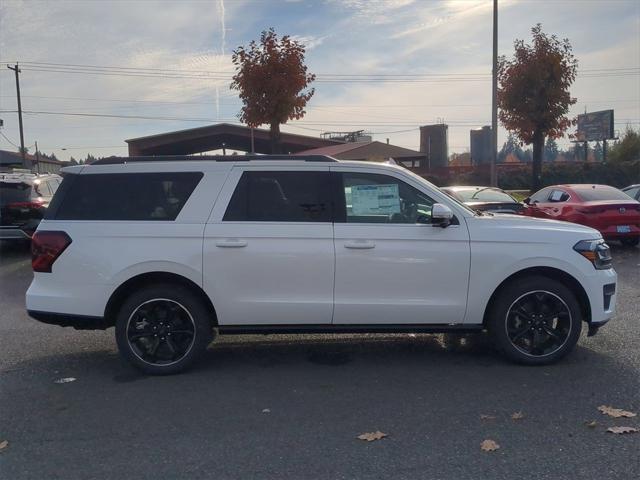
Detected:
left=350, top=184, right=401, bottom=216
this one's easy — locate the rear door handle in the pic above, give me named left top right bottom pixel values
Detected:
left=215, top=239, right=248, bottom=248
left=344, top=240, right=375, bottom=249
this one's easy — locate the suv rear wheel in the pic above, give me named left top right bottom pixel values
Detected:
left=488, top=276, right=583, bottom=365
left=115, top=284, right=213, bottom=374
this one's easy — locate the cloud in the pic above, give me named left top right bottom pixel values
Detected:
left=0, top=0, right=637, bottom=160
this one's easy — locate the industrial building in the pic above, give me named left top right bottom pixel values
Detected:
left=0, top=150, right=65, bottom=174
left=419, top=124, right=448, bottom=169
left=470, top=126, right=492, bottom=165
left=125, top=124, right=425, bottom=165
left=295, top=141, right=423, bottom=164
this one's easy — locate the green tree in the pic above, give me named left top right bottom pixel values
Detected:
left=593, top=141, right=603, bottom=162
left=497, top=24, right=578, bottom=191
left=498, top=133, right=524, bottom=162
left=544, top=137, right=559, bottom=162
left=609, top=127, right=640, bottom=163
left=231, top=29, right=316, bottom=153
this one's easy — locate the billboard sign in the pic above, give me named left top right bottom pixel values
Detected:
left=576, top=110, right=614, bottom=142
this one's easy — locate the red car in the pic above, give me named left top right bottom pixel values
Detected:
left=524, top=184, right=640, bottom=246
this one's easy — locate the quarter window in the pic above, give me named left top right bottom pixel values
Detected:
left=223, top=171, right=332, bottom=222
left=338, top=172, right=435, bottom=224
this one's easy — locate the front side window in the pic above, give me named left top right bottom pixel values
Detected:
left=223, top=171, right=331, bottom=222
left=549, top=190, right=570, bottom=202
left=338, top=172, right=435, bottom=224
left=530, top=188, right=551, bottom=203
left=624, top=186, right=640, bottom=199
left=52, top=172, right=203, bottom=221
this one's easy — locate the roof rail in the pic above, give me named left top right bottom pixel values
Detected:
left=91, top=154, right=338, bottom=165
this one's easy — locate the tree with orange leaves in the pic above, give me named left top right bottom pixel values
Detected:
left=498, top=24, right=578, bottom=191
left=231, top=29, right=316, bottom=154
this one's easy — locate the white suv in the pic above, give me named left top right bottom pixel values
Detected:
left=26, top=156, right=617, bottom=374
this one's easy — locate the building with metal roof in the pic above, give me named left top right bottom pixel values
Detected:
left=125, top=123, right=342, bottom=156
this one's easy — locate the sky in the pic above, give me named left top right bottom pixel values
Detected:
left=0, top=0, right=639, bottom=162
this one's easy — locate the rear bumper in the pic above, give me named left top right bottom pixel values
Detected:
left=27, top=310, right=110, bottom=330
left=0, top=226, right=31, bottom=240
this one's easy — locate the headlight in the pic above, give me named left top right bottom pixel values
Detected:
left=573, top=239, right=612, bottom=270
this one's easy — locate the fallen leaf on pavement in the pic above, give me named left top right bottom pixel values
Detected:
left=606, top=426, right=638, bottom=434
left=0, top=440, right=8, bottom=451
left=597, top=405, right=637, bottom=418
left=54, top=377, right=76, bottom=384
left=480, top=414, right=496, bottom=420
left=357, top=431, right=387, bottom=442
left=480, top=439, right=500, bottom=452
left=585, top=420, right=598, bottom=428
left=511, top=411, right=525, bottom=420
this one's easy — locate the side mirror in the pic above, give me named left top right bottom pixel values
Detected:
left=431, top=203, right=453, bottom=228
left=523, top=197, right=530, bottom=205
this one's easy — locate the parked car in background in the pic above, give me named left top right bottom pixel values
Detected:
left=441, top=186, right=524, bottom=214
left=26, top=156, right=617, bottom=374
left=622, top=184, right=640, bottom=201
left=0, top=172, right=62, bottom=241
left=524, top=184, right=640, bottom=246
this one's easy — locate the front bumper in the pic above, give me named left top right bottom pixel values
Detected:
left=583, top=268, right=617, bottom=332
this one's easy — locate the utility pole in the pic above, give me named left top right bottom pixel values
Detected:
left=7, top=63, right=26, bottom=168
left=490, top=0, right=498, bottom=187
left=35, top=141, right=41, bottom=173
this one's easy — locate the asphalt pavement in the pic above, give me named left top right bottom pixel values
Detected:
left=0, top=241, right=638, bottom=479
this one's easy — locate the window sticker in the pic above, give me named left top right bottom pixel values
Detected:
left=349, top=184, right=401, bottom=216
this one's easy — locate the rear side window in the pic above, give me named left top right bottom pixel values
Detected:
left=51, top=172, right=203, bottom=221
left=0, top=182, right=32, bottom=206
left=573, top=186, right=634, bottom=202
left=223, top=171, right=331, bottom=222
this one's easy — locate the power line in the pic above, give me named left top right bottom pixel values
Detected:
left=3, top=109, right=637, bottom=128
left=0, top=130, right=20, bottom=148
left=2, top=61, right=638, bottom=83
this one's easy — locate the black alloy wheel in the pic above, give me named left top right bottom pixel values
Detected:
left=505, top=290, right=572, bottom=357
left=115, top=284, right=213, bottom=375
left=126, top=299, right=196, bottom=366
left=488, top=276, right=583, bottom=365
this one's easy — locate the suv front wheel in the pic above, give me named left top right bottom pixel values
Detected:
left=115, top=284, right=213, bottom=374
left=488, top=276, right=583, bottom=365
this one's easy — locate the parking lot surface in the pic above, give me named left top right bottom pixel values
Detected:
left=0, top=242, right=638, bottom=479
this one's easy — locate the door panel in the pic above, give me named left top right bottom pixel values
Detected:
left=203, top=167, right=334, bottom=326
left=331, top=169, right=471, bottom=325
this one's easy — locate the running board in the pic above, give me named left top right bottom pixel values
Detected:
left=217, top=324, right=485, bottom=335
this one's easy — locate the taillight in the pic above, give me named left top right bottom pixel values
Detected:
left=31, top=231, right=72, bottom=273
left=8, top=200, right=46, bottom=209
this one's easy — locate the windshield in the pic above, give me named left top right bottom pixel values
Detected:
left=0, top=182, right=32, bottom=206
left=455, top=188, right=517, bottom=203
left=573, top=186, right=634, bottom=202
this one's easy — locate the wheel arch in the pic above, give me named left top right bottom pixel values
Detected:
left=482, top=266, right=591, bottom=326
left=104, top=271, right=218, bottom=328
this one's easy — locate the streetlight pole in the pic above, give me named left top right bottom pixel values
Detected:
left=490, top=0, right=498, bottom=187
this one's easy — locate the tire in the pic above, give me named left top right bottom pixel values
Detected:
left=621, top=237, right=639, bottom=247
left=487, top=276, right=583, bottom=365
left=115, top=284, right=214, bottom=375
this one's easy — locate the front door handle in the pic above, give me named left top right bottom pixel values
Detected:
left=215, top=239, right=248, bottom=248
left=344, top=240, right=375, bottom=249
